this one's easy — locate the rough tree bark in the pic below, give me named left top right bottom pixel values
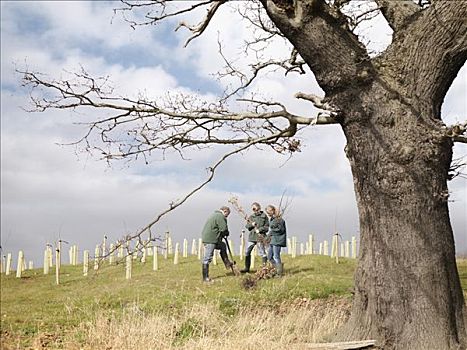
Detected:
left=262, top=0, right=466, bottom=348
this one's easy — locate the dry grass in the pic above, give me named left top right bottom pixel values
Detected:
left=3, top=257, right=465, bottom=349
left=63, top=297, right=351, bottom=350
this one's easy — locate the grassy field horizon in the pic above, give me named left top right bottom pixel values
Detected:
left=1, top=255, right=466, bottom=349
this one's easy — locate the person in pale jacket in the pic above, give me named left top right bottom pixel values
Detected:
left=240, top=202, right=269, bottom=273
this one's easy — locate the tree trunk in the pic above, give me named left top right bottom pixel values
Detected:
left=336, top=82, right=466, bottom=349
left=261, top=1, right=466, bottom=346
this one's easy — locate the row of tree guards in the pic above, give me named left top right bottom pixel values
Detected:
left=0, top=232, right=358, bottom=283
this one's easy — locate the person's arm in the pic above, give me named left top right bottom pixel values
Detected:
left=269, top=218, right=281, bottom=236
left=259, top=214, right=269, bottom=234
left=217, top=214, right=229, bottom=237
left=245, top=216, right=255, bottom=230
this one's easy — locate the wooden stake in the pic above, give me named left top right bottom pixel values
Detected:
left=102, top=235, right=107, bottom=259
left=191, top=239, right=197, bottom=255
left=240, top=230, right=245, bottom=261
left=168, top=236, right=173, bottom=256
left=331, top=234, right=338, bottom=258
left=304, top=340, right=376, bottom=349
left=134, top=241, right=140, bottom=260
left=0, top=255, right=5, bottom=274
left=147, top=242, right=153, bottom=256
left=333, top=234, right=339, bottom=264
left=228, top=239, right=234, bottom=258
left=57, top=241, right=62, bottom=269
left=16, top=251, right=24, bottom=278
left=5, top=253, right=12, bottom=276
left=174, top=243, right=180, bottom=265
left=83, top=250, right=89, bottom=276
left=43, top=250, right=49, bottom=275
left=94, top=245, right=100, bottom=270
left=345, top=241, right=350, bottom=258
left=72, top=246, right=76, bottom=265
left=55, top=248, right=60, bottom=285
left=125, top=255, right=132, bottom=280
left=197, top=238, right=202, bottom=260
left=291, top=237, right=297, bottom=258
left=251, top=246, right=256, bottom=269
left=351, top=236, right=357, bottom=258
left=153, top=246, right=158, bottom=271
left=323, top=240, right=329, bottom=256
left=109, top=244, right=115, bottom=265
left=183, top=239, right=188, bottom=258
left=48, top=246, right=53, bottom=268
left=164, top=232, right=169, bottom=260
left=69, top=246, right=73, bottom=265
left=141, top=243, right=147, bottom=263
left=308, top=234, right=314, bottom=254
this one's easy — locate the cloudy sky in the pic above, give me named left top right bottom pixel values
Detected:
left=1, top=1, right=466, bottom=266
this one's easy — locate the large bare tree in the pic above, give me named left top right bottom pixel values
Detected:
left=21, top=0, right=466, bottom=348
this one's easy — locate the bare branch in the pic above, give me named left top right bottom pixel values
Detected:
left=21, top=68, right=338, bottom=165
left=116, top=0, right=214, bottom=28
left=294, top=92, right=339, bottom=113
left=218, top=48, right=306, bottom=100
left=116, top=0, right=228, bottom=47
left=446, top=121, right=467, bottom=144
left=124, top=126, right=292, bottom=243
left=175, top=0, right=227, bottom=47
left=341, top=3, right=382, bottom=32
left=228, top=196, right=250, bottom=222
left=21, top=66, right=329, bottom=246
left=277, top=188, right=293, bottom=218
left=237, top=0, right=284, bottom=40
left=448, top=156, right=467, bottom=181
left=215, top=4, right=306, bottom=102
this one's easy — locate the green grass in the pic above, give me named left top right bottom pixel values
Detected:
left=1, top=256, right=466, bottom=348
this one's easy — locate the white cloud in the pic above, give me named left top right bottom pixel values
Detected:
left=3, top=1, right=163, bottom=51
left=1, top=1, right=466, bottom=268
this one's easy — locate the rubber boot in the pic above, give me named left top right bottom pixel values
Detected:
left=202, top=264, right=211, bottom=282
left=275, top=263, right=283, bottom=277
left=220, top=250, right=233, bottom=269
left=240, top=255, right=251, bottom=273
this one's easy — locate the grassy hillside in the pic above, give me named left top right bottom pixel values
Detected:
left=1, top=256, right=466, bottom=349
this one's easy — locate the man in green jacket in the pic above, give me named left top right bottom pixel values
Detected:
left=201, top=206, right=234, bottom=282
left=240, top=202, right=269, bottom=273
